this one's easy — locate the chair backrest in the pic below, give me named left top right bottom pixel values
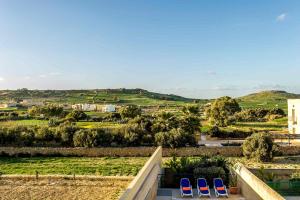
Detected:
left=214, top=178, right=224, bottom=187
left=180, top=178, right=190, bottom=187
left=197, top=178, right=207, bottom=187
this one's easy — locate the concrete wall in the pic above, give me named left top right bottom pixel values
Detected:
left=119, top=147, right=162, bottom=200
left=288, top=99, right=300, bottom=135
left=235, top=163, right=285, bottom=200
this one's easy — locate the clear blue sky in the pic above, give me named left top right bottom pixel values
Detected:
left=0, top=0, right=299, bottom=98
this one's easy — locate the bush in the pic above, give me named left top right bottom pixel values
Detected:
left=208, top=126, right=253, bottom=138
left=119, top=105, right=142, bottom=119
left=55, top=122, right=79, bottom=146
left=36, top=127, right=54, bottom=142
left=93, top=129, right=113, bottom=147
left=73, top=129, right=97, bottom=147
left=242, top=132, right=277, bottom=162
left=66, top=110, right=88, bottom=121
left=234, top=108, right=285, bottom=122
left=207, top=96, right=241, bottom=127
left=155, top=128, right=196, bottom=148
left=193, top=166, right=226, bottom=185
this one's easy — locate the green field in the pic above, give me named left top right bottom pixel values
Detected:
left=238, top=90, right=300, bottom=111
left=0, top=120, right=48, bottom=127
left=76, top=121, right=125, bottom=129
left=0, top=89, right=200, bottom=106
left=0, top=157, right=147, bottom=176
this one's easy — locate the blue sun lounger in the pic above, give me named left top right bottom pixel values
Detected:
left=197, top=178, right=211, bottom=197
left=214, top=178, right=229, bottom=198
left=180, top=178, right=193, bottom=197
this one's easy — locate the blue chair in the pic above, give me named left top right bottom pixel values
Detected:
left=180, top=178, right=193, bottom=197
left=197, top=178, right=211, bottom=197
left=213, top=178, right=229, bottom=198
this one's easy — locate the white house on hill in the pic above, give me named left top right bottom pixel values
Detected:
left=102, top=104, right=116, bottom=112
left=288, top=99, right=300, bottom=134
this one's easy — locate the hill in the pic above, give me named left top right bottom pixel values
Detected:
left=0, top=88, right=204, bottom=106
left=237, top=90, right=300, bottom=110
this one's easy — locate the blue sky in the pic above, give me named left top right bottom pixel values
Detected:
left=0, top=0, right=299, bottom=98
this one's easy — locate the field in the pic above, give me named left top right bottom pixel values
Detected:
left=0, top=119, right=48, bottom=127
left=228, top=156, right=300, bottom=169
left=0, top=120, right=124, bottom=129
left=0, top=89, right=200, bottom=106
left=0, top=177, right=131, bottom=200
left=0, top=157, right=147, bottom=176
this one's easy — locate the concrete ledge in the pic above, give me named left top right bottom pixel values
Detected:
left=235, top=163, right=285, bottom=200
left=119, top=146, right=162, bottom=200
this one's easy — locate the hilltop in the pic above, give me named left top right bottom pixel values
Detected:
left=238, top=90, right=300, bottom=110
left=0, top=88, right=204, bottom=106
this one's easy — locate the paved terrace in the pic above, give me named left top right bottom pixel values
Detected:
left=157, top=189, right=245, bottom=200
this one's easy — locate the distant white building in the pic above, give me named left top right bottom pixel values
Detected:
left=20, top=99, right=44, bottom=107
left=72, top=104, right=97, bottom=111
left=102, top=104, right=116, bottom=112
left=72, top=104, right=116, bottom=112
left=0, top=102, right=17, bottom=108
left=288, top=99, right=300, bottom=135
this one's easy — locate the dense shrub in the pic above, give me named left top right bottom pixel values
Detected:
left=165, top=155, right=229, bottom=186
left=66, top=110, right=88, bottom=121
left=194, top=166, right=226, bottom=184
left=119, top=105, right=142, bottom=119
left=242, top=132, right=277, bottom=162
left=55, top=122, right=79, bottom=146
left=28, top=104, right=66, bottom=118
left=208, top=126, right=253, bottom=138
left=94, top=129, right=113, bottom=147
left=234, top=108, right=285, bottom=122
left=155, top=128, right=196, bottom=148
left=73, top=129, right=97, bottom=147
left=206, top=96, right=241, bottom=127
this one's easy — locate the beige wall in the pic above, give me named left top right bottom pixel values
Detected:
left=119, top=146, right=162, bottom=200
left=235, top=163, right=285, bottom=200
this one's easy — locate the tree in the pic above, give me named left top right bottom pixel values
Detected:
left=179, top=115, right=201, bottom=134
left=28, top=104, right=64, bottom=118
left=182, top=105, right=199, bottom=115
left=55, top=122, right=78, bottom=146
left=242, top=132, right=277, bottom=162
left=73, top=129, right=97, bottom=147
left=119, top=105, right=142, bottom=119
left=207, top=96, right=241, bottom=127
left=66, top=110, right=88, bottom=121
left=154, top=128, right=196, bottom=148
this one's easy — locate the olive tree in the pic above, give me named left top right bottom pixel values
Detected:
left=207, top=96, right=241, bottom=127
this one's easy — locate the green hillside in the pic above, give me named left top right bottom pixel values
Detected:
left=0, top=88, right=205, bottom=106
left=237, top=90, right=300, bottom=110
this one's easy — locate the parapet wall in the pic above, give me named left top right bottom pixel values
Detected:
left=235, top=163, right=285, bottom=200
left=119, top=146, right=162, bottom=200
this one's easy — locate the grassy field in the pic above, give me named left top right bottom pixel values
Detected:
left=228, top=156, right=300, bottom=169
left=162, top=156, right=300, bottom=170
left=0, top=157, right=147, bottom=176
left=76, top=121, right=124, bottom=129
left=0, top=120, right=48, bottom=127
left=0, top=89, right=199, bottom=106
left=0, top=177, right=131, bottom=200
left=201, top=118, right=288, bottom=133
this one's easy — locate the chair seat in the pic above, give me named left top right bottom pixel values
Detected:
left=199, top=189, right=209, bottom=194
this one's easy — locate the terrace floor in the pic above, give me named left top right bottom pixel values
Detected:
left=157, top=189, right=245, bottom=200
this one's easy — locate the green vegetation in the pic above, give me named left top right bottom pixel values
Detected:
left=206, top=96, right=241, bottom=127
left=0, top=88, right=201, bottom=106
left=238, top=90, right=300, bottom=111
left=0, top=157, right=147, bottom=176
left=242, top=132, right=277, bottom=162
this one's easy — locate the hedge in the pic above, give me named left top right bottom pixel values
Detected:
left=0, top=146, right=298, bottom=158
